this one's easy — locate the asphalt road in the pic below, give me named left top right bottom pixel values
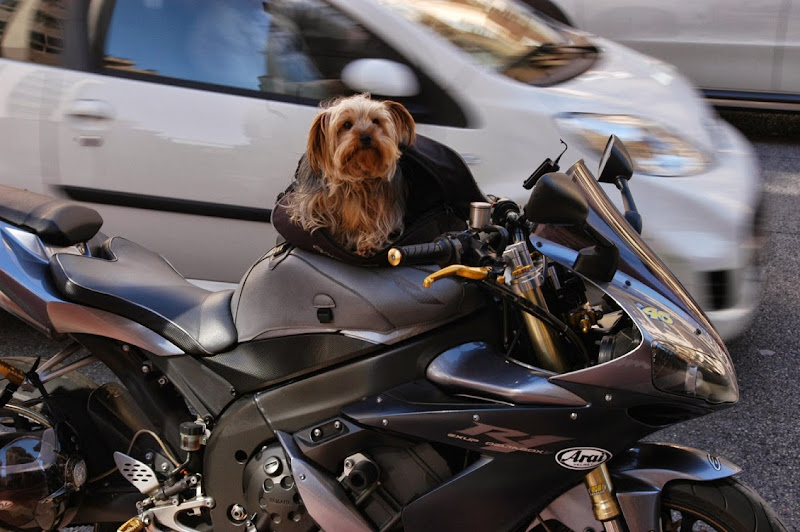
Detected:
left=1, top=109, right=798, bottom=530
left=651, top=109, right=800, bottom=529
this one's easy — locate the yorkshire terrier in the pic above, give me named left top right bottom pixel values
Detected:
left=285, top=93, right=416, bottom=257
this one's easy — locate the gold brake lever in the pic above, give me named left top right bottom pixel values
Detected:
left=423, top=265, right=491, bottom=288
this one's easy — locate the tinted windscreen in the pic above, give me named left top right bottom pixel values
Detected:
left=536, top=160, right=724, bottom=349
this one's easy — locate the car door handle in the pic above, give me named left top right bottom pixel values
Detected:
left=65, top=99, right=114, bottom=121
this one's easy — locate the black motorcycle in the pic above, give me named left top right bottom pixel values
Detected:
left=0, top=137, right=786, bottom=532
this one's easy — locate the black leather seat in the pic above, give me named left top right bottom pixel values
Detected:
left=49, top=237, right=237, bottom=355
left=0, top=185, right=103, bottom=246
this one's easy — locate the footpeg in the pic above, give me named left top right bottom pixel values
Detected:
left=117, top=517, right=144, bottom=532
left=114, top=451, right=160, bottom=495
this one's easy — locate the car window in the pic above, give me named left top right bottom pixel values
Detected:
left=0, top=0, right=64, bottom=66
left=378, top=0, right=567, bottom=70
left=101, top=0, right=466, bottom=126
left=377, top=0, right=595, bottom=86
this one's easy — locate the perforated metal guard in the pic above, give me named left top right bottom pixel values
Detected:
left=114, top=451, right=160, bottom=494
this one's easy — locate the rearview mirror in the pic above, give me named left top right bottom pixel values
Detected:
left=598, top=135, right=634, bottom=184
left=596, top=135, right=642, bottom=234
left=341, top=59, right=420, bottom=97
left=524, top=172, right=588, bottom=226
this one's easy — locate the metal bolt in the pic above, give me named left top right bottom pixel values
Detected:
left=604, top=394, right=613, bottom=402
left=376, top=396, right=383, bottom=403
left=381, top=419, right=388, bottom=426
left=157, top=376, right=168, bottom=386
left=570, top=412, right=578, bottom=420
left=263, top=457, right=281, bottom=476
left=145, top=452, right=154, bottom=462
left=122, top=344, right=131, bottom=352
left=333, top=421, right=342, bottom=430
left=172, top=497, right=180, bottom=506
left=312, top=428, right=322, bottom=438
left=472, top=414, right=480, bottom=422
left=344, top=459, right=354, bottom=469
left=141, top=364, right=151, bottom=374
left=230, top=387, right=236, bottom=396
left=160, top=462, right=169, bottom=472
left=142, top=517, right=151, bottom=526
left=299, top=474, right=306, bottom=481
left=230, top=504, right=247, bottom=522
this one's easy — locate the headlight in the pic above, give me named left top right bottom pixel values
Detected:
left=556, top=113, right=712, bottom=177
left=651, top=341, right=738, bottom=404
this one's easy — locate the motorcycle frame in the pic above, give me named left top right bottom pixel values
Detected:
left=0, top=198, right=741, bottom=531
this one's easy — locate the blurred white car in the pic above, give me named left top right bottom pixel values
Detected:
left=0, top=0, right=761, bottom=339
left=524, top=0, right=800, bottom=109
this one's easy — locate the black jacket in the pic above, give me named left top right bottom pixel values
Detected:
left=272, top=135, right=487, bottom=266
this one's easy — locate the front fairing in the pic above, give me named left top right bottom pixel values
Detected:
left=534, top=160, right=738, bottom=405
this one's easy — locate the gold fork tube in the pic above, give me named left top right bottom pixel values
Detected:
left=515, top=285, right=567, bottom=373
left=503, top=242, right=566, bottom=373
left=584, top=464, right=625, bottom=530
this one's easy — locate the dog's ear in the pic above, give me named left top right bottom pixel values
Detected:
left=307, top=110, right=329, bottom=175
left=385, top=100, right=416, bottom=147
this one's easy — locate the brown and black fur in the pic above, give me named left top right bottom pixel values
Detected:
left=284, top=93, right=416, bottom=256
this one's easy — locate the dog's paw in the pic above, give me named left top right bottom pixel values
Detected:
left=355, top=244, right=378, bottom=257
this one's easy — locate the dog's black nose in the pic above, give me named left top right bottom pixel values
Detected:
left=360, top=134, right=372, bottom=146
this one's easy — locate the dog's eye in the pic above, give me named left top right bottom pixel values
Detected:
left=343, top=121, right=353, bottom=130
left=372, top=118, right=380, bottom=125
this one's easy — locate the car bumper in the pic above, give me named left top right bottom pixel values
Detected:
left=634, top=120, right=763, bottom=341
left=704, top=261, right=761, bottom=340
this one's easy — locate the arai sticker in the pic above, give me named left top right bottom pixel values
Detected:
left=555, top=447, right=612, bottom=470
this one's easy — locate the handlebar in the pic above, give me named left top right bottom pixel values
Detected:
left=387, top=238, right=456, bottom=267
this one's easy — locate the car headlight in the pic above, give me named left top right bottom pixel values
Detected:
left=556, top=113, right=712, bottom=177
left=651, top=341, right=738, bottom=404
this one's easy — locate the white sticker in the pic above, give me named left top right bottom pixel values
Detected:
left=555, top=447, right=612, bottom=470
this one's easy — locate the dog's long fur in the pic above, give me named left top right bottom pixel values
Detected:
left=285, top=94, right=416, bottom=256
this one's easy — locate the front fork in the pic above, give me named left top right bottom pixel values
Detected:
left=504, top=239, right=630, bottom=530
left=584, top=464, right=627, bottom=532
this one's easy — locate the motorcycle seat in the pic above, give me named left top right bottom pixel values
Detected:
left=48, top=237, right=237, bottom=355
left=231, top=245, right=485, bottom=342
left=0, top=185, right=103, bottom=246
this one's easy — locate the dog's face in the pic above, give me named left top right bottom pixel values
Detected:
left=306, top=94, right=416, bottom=184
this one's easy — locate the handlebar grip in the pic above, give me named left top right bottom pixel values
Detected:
left=388, top=241, right=451, bottom=267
